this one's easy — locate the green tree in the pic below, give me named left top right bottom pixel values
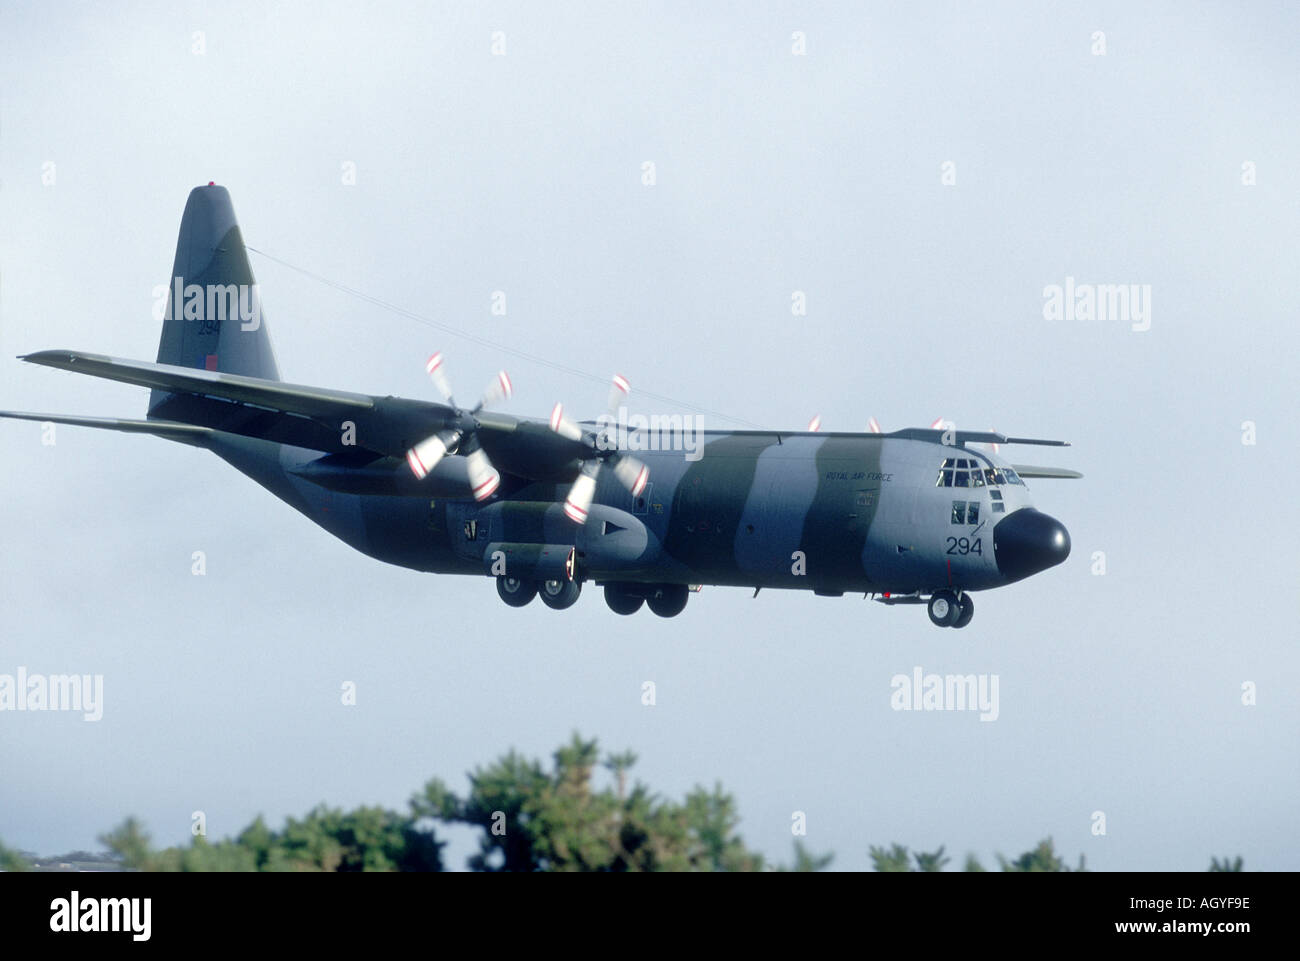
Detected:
left=870, top=843, right=913, bottom=872
left=99, top=817, right=152, bottom=870
left=604, top=750, right=638, bottom=801
left=914, top=845, right=949, bottom=872
left=1209, top=855, right=1243, bottom=872
left=0, top=840, right=31, bottom=872
left=876, top=838, right=1084, bottom=872
left=415, top=733, right=766, bottom=871
left=782, top=840, right=834, bottom=872
left=996, top=838, right=1084, bottom=873
left=99, top=803, right=442, bottom=872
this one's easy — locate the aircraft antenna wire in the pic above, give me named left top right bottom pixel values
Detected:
left=246, top=246, right=763, bottom=428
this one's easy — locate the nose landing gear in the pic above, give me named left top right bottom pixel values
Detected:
left=928, top=589, right=974, bottom=629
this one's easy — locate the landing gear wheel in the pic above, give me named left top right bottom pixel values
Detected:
left=604, top=583, right=645, bottom=616
left=953, top=593, right=974, bottom=629
left=646, top=583, right=688, bottom=618
left=539, top=578, right=581, bottom=610
left=497, top=575, right=537, bottom=608
left=927, top=590, right=961, bottom=628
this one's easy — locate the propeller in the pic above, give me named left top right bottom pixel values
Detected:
left=550, top=374, right=649, bottom=524
left=405, top=352, right=512, bottom=501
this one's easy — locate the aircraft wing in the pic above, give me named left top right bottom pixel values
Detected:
left=13, top=349, right=585, bottom=477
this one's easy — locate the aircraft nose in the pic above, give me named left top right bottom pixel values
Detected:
left=993, top=508, right=1071, bottom=583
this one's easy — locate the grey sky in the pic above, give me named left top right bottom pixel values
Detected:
left=1, top=1, right=1296, bottom=870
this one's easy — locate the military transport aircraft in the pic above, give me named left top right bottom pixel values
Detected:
left=1, top=185, right=1080, bottom=627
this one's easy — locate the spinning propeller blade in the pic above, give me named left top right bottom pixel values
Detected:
left=552, top=374, right=651, bottom=524
left=405, top=353, right=508, bottom=500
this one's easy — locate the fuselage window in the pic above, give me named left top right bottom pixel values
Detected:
left=951, top=501, right=966, bottom=524
left=967, top=502, right=980, bottom=524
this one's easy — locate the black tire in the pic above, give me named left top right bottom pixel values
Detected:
left=604, top=583, right=645, bottom=616
left=953, top=593, right=974, bottom=629
left=496, top=575, right=537, bottom=608
left=646, top=583, right=689, bottom=618
left=927, top=590, right=961, bottom=627
left=539, top=578, right=581, bottom=610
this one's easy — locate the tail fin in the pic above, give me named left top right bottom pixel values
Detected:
left=149, top=184, right=280, bottom=416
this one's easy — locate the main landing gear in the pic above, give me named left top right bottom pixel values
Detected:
left=602, top=582, right=688, bottom=617
left=645, top=584, right=688, bottom=618
left=496, top=575, right=582, bottom=610
left=598, top=582, right=686, bottom=618
left=928, top=589, right=974, bottom=629
left=495, top=576, right=690, bottom=617
left=539, top=578, right=582, bottom=610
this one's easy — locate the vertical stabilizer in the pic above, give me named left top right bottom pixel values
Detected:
left=149, top=184, right=280, bottom=416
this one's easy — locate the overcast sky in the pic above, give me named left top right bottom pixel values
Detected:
left=2, top=1, right=1296, bottom=870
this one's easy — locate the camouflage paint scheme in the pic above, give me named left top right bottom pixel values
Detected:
left=2, top=187, right=1076, bottom=622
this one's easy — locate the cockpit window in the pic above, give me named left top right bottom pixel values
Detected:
left=935, top=457, right=1009, bottom=488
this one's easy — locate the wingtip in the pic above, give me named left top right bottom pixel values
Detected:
left=19, top=350, right=80, bottom=368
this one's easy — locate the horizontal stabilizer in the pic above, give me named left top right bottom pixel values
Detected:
left=0, top=410, right=214, bottom=448
left=1009, top=464, right=1083, bottom=479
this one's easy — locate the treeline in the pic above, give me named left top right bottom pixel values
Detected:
left=0, top=734, right=1244, bottom=872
